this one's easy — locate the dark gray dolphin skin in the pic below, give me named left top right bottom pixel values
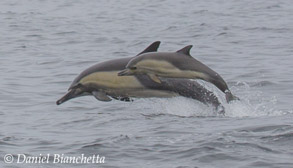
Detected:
left=56, top=41, right=224, bottom=112
left=118, top=44, right=239, bottom=103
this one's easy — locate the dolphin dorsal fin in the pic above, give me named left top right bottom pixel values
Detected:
left=176, top=45, right=193, bottom=56
left=136, top=41, right=161, bottom=56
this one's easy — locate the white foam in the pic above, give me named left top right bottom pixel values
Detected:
left=134, top=81, right=286, bottom=118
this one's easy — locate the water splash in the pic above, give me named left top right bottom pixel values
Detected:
left=134, top=81, right=286, bottom=118
left=223, top=81, right=284, bottom=117
left=145, top=97, right=217, bottom=117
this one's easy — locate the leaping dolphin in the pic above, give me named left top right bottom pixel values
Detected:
left=56, top=41, right=224, bottom=112
left=118, top=44, right=239, bottom=103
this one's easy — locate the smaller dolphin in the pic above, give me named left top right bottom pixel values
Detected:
left=118, top=45, right=239, bottom=102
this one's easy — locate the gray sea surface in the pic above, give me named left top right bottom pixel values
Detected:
left=1, top=0, right=293, bottom=168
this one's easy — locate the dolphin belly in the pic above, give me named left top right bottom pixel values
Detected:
left=80, top=71, right=143, bottom=89
left=105, top=88, right=178, bottom=98
left=79, top=71, right=178, bottom=98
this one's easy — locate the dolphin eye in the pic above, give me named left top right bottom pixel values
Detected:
left=130, top=67, right=137, bottom=70
left=72, top=83, right=82, bottom=89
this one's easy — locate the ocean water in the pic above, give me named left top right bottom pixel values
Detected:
left=1, top=0, right=293, bottom=167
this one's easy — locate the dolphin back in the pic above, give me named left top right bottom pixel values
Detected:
left=69, top=57, right=133, bottom=89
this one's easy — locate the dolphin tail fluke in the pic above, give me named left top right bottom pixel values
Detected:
left=225, top=90, right=240, bottom=103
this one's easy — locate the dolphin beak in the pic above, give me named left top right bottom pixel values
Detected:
left=56, top=89, right=76, bottom=105
left=117, top=69, right=132, bottom=76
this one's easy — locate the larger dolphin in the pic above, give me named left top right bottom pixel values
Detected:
left=118, top=44, right=239, bottom=102
left=56, top=42, right=224, bottom=112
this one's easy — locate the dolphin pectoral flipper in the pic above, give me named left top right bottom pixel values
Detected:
left=148, top=74, right=162, bottom=83
left=92, top=91, right=112, bottom=102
